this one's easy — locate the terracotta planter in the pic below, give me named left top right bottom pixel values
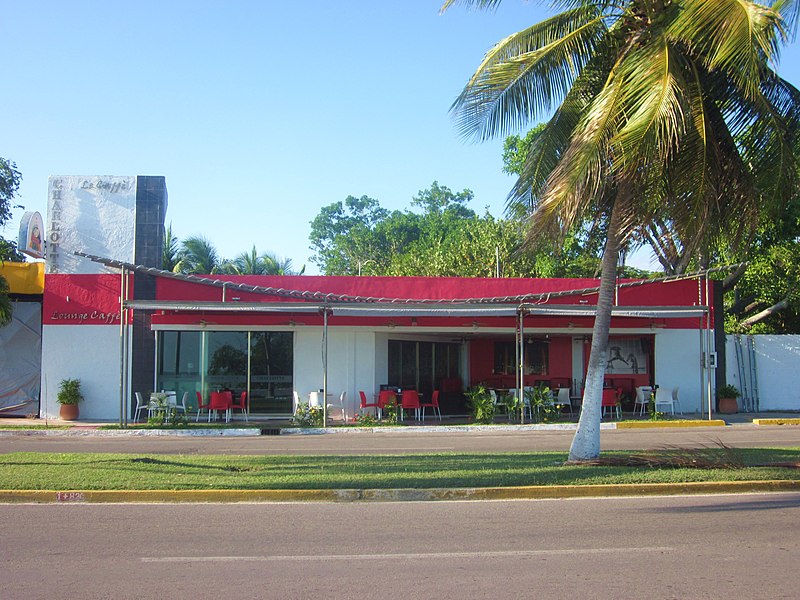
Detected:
left=59, top=404, right=79, bottom=421
left=718, top=397, right=738, bottom=414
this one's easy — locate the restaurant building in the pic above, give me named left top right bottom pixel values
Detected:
left=39, top=264, right=719, bottom=421
left=3, top=174, right=722, bottom=421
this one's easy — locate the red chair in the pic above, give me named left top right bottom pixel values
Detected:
left=378, top=390, right=396, bottom=412
left=359, top=391, right=381, bottom=419
left=420, top=390, right=441, bottom=422
left=230, top=391, right=248, bottom=422
left=400, top=390, right=421, bottom=421
left=195, top=391, right=211, bottom=422
left=209, top=391, right=232, bottom=423
left=601, top=388, right=621, bottom=420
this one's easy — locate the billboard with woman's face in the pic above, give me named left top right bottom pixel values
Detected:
left=17, top=211, right=45, bottom=259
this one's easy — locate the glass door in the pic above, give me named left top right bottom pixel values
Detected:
left=249, top=332, right=294, bottom=414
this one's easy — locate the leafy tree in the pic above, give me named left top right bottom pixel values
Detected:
left=443, top=0, right=800, bottom=459
left=0, top=158, right=21, bottom=232
left=309, top=195, right=389, bottom=274
left=719, top=198, right=800, bottom=331
left=309, top=181, right=584, bottom=277
left=410, top=181, right=475, bottom=218
left=0, top=274, right=10, bottom=327
left=1, top=157, right=24, bottom=326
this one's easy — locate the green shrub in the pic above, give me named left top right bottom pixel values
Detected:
left=293, top=403, right=323, bottom=427
left=717, top=384, right=741, bottom=399
left=466, top=385, right=494, bottom=424
left=57, top=379, right=83, bottom=405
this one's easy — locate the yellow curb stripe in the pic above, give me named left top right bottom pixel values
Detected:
left=1, top=480, right=798, bottom=504
left=616, top=420, right=726, bottom=429
left=753, top=419, right=800, bottom=426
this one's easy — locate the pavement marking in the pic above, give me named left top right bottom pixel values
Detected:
left=142, top=546, right=674, bottom=563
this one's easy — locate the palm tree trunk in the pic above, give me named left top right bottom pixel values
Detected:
left=568, top=197, right=624, bottom=461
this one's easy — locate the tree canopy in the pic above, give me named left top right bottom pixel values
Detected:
left=0, top=157, right=24, bottom=264
left=0, top=157, right=24, bottom=326
left=311, top=182, right=528, bottom=277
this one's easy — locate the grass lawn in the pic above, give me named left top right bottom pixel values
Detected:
left=1, top=448, right=799, bottom=491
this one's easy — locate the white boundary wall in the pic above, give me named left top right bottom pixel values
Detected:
left=40, top=325, right=121, bottom=420
left=653, top=329, right=707, bottom=414
left=725, top=335, right=800, bottom=411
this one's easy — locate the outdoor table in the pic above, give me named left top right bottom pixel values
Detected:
left=209, top=391, right=232, bottom=423
left=308, top=391, right=332, bottom=408
left=149, top=391, right=177, bottom=423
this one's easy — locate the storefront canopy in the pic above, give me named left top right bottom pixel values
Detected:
left=76, top=251, right=713, bottom=319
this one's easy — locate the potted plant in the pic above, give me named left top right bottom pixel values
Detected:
left=57, top=378, right=84, bottom=421
left=717, top=384, right=740, bottom=414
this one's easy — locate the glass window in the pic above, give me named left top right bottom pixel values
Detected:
left=156, top=330, right=294, bottom=415
left=250, top=332, right=294, bottom=414
left=388, top=340, right=462, bottom=393
left=206, top=331, right=248, bottom=394
left=493, top=340, right=549, bottom=375
left=157, top=331, right=202, bottom=408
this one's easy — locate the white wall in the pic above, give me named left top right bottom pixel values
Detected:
left=725, top=335, right=800, bottom=411
left=293, top=327, right=379, bottom=418
left=40, top=325, right=121, bottom=420
left=654, top=329, right=708, bottom=413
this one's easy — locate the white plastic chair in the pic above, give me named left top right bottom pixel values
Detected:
left=634, top=386, right=653, bottom=415
left=654, top=387, right=675, bottom=415
left=522, top=387, right=534, bottom=421
left=292, top=391, right=302, bottom=415
left=175, top=391, right=189, bottom=414
left=490, top=389, right=508, bottom=418
left=133, top=392, right=150, bottom=422
left=327, top=391, right=347, bottom=421
left=556, top=387, right=572, bottom=415
left=671, top=386, right=683, bottom=414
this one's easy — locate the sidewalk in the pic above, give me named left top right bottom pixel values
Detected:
left=2, top=411, right=799, bottom=432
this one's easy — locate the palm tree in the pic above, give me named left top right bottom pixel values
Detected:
left=261, top=251, right=305, bottom=276
left=443, top=0, right=800, bottom=459
left=221, top=246, right=305, bottom=275
left=174, top=235, right=222, bottom=274
left=162, top=223, right=180, bottom=272
left=221, top=246, right=268, bottom=275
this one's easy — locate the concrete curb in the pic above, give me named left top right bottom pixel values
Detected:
left=2, top=480, right=798, bottom=504
left=0, top=428, right=263, bottom=437
left=0, top=420, right=738, bottom=437
left=616, top=420, right=727, bottom=429
left=753, top=419, right=800, bottom=426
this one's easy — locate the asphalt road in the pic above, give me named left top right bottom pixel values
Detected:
left=3, top=492, right=799, bottom=599
left=1, top=424, right=800, bottom=455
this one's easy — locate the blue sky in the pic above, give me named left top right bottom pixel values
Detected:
left=4, top=1, right=800, bottom=274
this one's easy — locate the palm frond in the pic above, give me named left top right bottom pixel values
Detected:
left=451, top=6, right=606, bottom=141
left=771, top=0, right=800, bottom=40
left=440, top=0, right=504, bottom=13
left=669, top=0, right=782, bottom=100
left=610, top=39, right=688, bottom=175
left=177, top=235, right=221, bottom=274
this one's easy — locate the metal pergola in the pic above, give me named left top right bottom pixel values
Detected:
left=74, top=252, right=720, bottom=427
